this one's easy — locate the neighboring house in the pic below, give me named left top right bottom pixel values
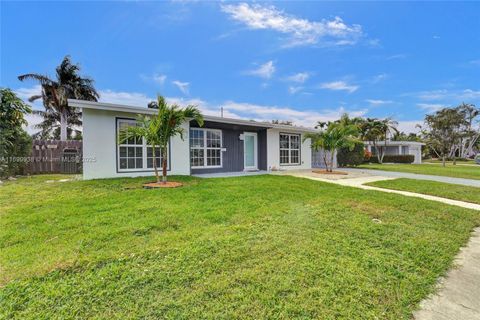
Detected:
left=69, top=99, right=316, bottom=180
left=364, top=141, right=424, bottom=164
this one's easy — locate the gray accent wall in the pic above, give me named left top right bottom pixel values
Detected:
left=190, top=120, right=268, bottom=174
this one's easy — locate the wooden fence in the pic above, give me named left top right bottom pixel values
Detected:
left=28, top=140, right=83, bottom=174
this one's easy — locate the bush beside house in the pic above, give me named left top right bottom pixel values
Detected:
left=337, top=142, right=365, bottom=167
left=367, top=155, right=415, bottom=164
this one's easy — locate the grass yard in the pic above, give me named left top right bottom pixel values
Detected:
left=358, top=163, right=480, bottom=180
left=366, top=178, right=480, bottom=205
left=1, top=174, right=479, bottom=319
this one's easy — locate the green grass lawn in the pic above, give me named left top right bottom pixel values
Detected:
left=357, top=163, right=480, bottom=180
left=424, top=159, right=476, bottom=164
left=366, top=178, right=480, bottom=205
left=1, top=174, right=479, bottom=319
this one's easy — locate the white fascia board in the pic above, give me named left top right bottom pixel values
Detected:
left=68, top=99, right=318, bottom=132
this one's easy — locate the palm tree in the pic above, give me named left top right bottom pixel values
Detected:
left=18, top=55, right=99, bottom=141
left=359, top=117, right=398, bottom=163
left=119, top=95, right=204, bottom=184
left=305, top=122, right=359, bottom=172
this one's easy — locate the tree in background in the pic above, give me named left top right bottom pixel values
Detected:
left=0, top=88, right=32, bottom=178
left=456, top=103, right=479, bottom=159
left=119, top=95, right=204, bottom=184
left=359, top=117, right=398, bottom=164
left=421, top=107, right=465, bottom=167
left=18, top=56, right=99, bottom=141
left=305, top=122, right=359, bottom=172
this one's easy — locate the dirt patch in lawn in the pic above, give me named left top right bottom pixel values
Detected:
left=143, top=182, right=183, bottom=189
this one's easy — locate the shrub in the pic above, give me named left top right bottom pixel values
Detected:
left=337, top=142, right=365, bottom=167
left=368, top=155, right=415, bottom=164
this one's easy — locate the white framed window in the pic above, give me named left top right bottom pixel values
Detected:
left=117, top=119, right=168, bottom=172
left=279, top=133, right=300, bottom=165
left=190, top=128, right=222, bottom=168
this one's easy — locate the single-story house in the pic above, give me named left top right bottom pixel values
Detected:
left=364, top=141, right=424, bottom=164
left=69, top=99, right=317, bottom=180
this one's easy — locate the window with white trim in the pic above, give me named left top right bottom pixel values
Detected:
left=117, top=119, right=168, bottom=171
left=279, top=133, right=300, bottom=165
left=190, top=128, right=222, bottom=168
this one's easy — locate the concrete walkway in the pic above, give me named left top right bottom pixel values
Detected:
left=342, top=168, right=480, bottom=187
left=413, top=228, right=480, bottom=320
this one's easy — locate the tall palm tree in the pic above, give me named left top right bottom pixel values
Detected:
left=305, top=122, right=359, bottom=172
left=18, top=55, right=99, bottom=141
left=119, top=95, right=204, bottom=184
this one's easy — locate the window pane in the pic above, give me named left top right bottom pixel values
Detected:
left=127, top=147, right=135, bottom=157
left=136, top=158, right=143, bottom=168
left=291, top=150, right=299, bottom=164
left=280, top=134, right=289, bottom=149
left=136, top=147, right=143, bottom=157
left=280, top=150, right=289, bottom=164
left=147, top=158, right=153, bottom=168
left=290, top=135, right=300, bottom=149
left=120, top=158, right=127, bottom=169
left=190, top=129, right=204, bottom=148
left=127, top=158, right=135, bottom=168
left=207, top=131, right=221, bottom=148
left=119, top=147, right=127, bottom=157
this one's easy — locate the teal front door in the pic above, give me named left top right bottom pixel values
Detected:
left=243, top=132, right=258, bottom=170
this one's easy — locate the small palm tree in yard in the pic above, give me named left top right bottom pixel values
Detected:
left=305, top=122, right=359, bottom=172
left=119, top=95, right=204, bottom=185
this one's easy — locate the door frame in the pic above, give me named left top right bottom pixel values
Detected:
left=243, top=132, right=258, bottom=171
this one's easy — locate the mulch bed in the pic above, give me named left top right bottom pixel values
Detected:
left=143, top=181, right=183, bottom=189
left=312, top=170, right=348, bottom=175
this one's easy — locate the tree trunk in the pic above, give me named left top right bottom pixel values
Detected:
left=161, top=147, right=167, bottom=184
left=442, top=155, right=446, bottom=167
left=152, top=145, right=160, bottom=183
left=329, top=150, right=335, bottom=172
left=453, top=155, right=457, bottom=165
left=323, top=152, right=329, bottom=172
left=60, top=112, right=67, bottom=141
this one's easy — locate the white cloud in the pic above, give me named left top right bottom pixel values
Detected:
left=286, top=72, right=309, bottom=83
left=397, top=120, right=423, bottom=134
left=23, top=113, right=43, bottom=135
left=366, top=99, right=393, bottom=106
left=152, top=73, right=167, bottom=85
left=433, top=35, right=440, bottom=39
left=372, top=73, right=388, bottom=83
left=99, top=89, right=153, bottom=106
left=319, top=81, right=359, bottom=93
left=386, top=54, right=407, bottom=60
left=417, top=103, right=445, bottom=113
left=14, top=85, right=43, bottom=110
left=220, top=101, right=367, bottom=127
left=245, top=61, right=275, bottom=79
left=470, top=59, right=480, bottom=66
left=172, top=80, right=190, bottom=95
left=288, top=86, right=303, bottom=94
left=221, top=3, right=363, bottom=48
left=417, top=89, right=480, bottom=101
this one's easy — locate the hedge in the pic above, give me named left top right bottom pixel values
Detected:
left=367, top=155, right=415, bottom=164
left=337, top=142, right=365, bottom=167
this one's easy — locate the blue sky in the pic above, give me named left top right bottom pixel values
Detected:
left=1, top=1, right=479, bottom=132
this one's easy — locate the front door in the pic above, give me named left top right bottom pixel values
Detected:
left=243, top=132, right=258, bottom=171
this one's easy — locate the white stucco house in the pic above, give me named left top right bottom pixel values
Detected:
left=69, top=99, right=317, bottom=180
left=364, top=141, right=424, bottom=164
